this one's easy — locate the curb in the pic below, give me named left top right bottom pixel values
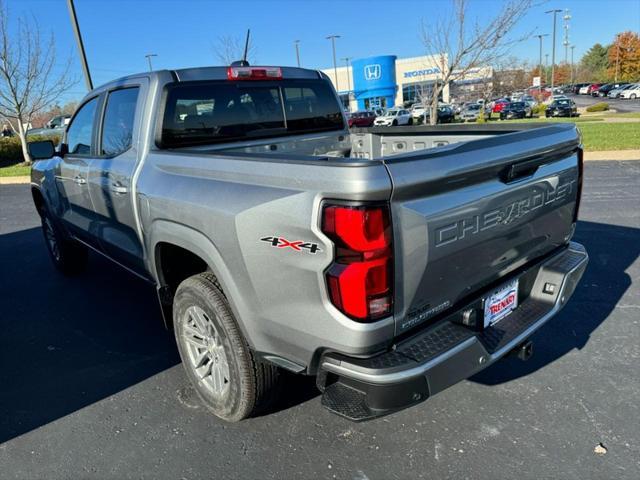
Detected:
left=584, top=150, right=640, bottom=161
left=0, top=176, right=30, bottom=185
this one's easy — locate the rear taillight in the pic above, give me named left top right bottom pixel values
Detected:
left=321, top=204, right=393, bottom=322
left=573, top=147, right=584, bottom=223
left=226, top=66, right=282, bottom=81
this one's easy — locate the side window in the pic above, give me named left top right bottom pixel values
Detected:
left=101, top=87, right=139, bottom=157
left=66, top=97, right=98, bottom=155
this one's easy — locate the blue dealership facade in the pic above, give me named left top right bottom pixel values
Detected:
left=322, top=54, right=492, bottom=111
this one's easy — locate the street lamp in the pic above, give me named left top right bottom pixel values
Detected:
left=545, top=53, right=549, bottom=85
left=326, top=35, right=341, bottom=92
left=145, top=53, right=158, bottom=72
left=294, top=40, right=301, bottom=67
left=341, top=57, right=352, bottom=93
left=535, top=34, right=549, bottom=85
left=545, top=9, right=562, bottom=91
left=570, top=45, right=576, bottom=84
left=562, top=10, right=571, bottom=65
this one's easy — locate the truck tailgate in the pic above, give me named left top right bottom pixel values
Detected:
left=385, top=125, right=581, bottom=335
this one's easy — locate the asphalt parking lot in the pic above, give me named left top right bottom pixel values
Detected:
left=1, top=160, right=639, bottom=479
left=568, top=92, right=640, bottom=113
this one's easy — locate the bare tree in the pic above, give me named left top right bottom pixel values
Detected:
left=0, top=1, right=76, bottom=164
left=213, top=34, right=257, bottom=65
left=420, top=0, right=535, bottom=125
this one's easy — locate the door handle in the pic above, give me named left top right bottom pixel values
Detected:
left=110, top=182, right=128, bottom=194
left=73, top=175, right=86, bottom=185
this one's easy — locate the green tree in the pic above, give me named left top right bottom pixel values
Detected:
left=580, top=43, right=611, bottom=82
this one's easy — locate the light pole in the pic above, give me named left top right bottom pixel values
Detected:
left=326, top=35, right=341, bottom=92
left=545, top=9, right=562, bottom=91
left=545, top=53, right=549, bottom=85
left=341, top=57, right=352, bottom=93
left=145, top=53, right=157, bottom=72
left=294, top=40, right=301, bottom=67
left=66, top=0, right=93, bottom=90
left=615, top=34, right=621, bottom=83
left=535, top=34, right=549, bottom=85
left=570, top=45, right=575, bottom=84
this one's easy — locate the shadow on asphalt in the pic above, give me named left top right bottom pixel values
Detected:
left=471, top=219, right=639, bottom=386
left=1, top=219, right=637, bottom=442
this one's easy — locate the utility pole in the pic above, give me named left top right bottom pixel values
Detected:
left=535, top=34, right=549, bottom=85
left=341, top=57, right=352, bottom=93
left=545, top=9, right=562, bottom=91
left=545, top=53, right=549, bottom=85
left=145, top=53, right=157, bottom=72
left=570, top=45, right=575, bottom=84
left=294, top=40, right=301, bottom=67
left=66, top=0, right=93, bottom=90
left=562, top=10, right=571, bottom=65
left=615, top=34, right=621, bottom=83
left=326, top=35, right=341, bottom=92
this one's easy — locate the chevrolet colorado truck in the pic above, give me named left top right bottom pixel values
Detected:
left=28, top=65, right=588, bottom=422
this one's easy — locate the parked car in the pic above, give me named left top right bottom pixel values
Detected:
left=459, top=103, right=488, bottom=122
left=620, top=84, right=640, bottom=99
left=420, top=105, right=455, bottom=124
left=373, top=108, right=412, bottom=126
left=410, top=103, right=427, bottom=120
left=27, top=63, right=588, bottom=422
left=570, top=83, right=588, bottom=94
left=499, top=101, right=528, bottom=120
left=545, top=98, right=578, bottom=117
left=608, top=84, right=634, bottom=98
left=596, top=83, right=624, bottom=97
left=579, top=84, right=600, bottom=95
left=26, top=114, right=72, bottom=139
left=348, top=111, right=376, bottom=128
left=491, top=99, right=510, bottom=116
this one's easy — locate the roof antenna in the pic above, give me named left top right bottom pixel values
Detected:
left=231, top=29, right=251, bottom=67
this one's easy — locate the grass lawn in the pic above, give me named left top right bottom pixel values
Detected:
left=0, top=163, right=30, bottom=177
left=577, top=122, right=640, bottom=151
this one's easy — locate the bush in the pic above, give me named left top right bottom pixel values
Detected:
left=532, top=103, right=547, bottom=115
left=586, top=102, right=610, bottom=112
left=0, top=133, right=61, bottom=164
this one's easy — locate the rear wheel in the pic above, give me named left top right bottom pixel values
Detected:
left=631, top=94, right=637, bottom=100
left=408, top=118, right=413, bottom=126
left=41, top=210, right=88, bottom=275
left=173, top=273, right=281, bottom=422
left=392, top=119, right=398, bottom=126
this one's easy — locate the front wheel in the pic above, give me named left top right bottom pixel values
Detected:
left=631, top=94, right=637, bottom=100
left=408, top=118, right=413, bottom=126
left=41, top=211, right=88, bottom=275
left=173, top=273, right=281, bottom=422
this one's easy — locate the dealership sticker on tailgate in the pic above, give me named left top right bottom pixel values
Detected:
left=484, top=279, right=519, bottom=328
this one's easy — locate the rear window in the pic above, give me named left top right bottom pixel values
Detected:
left=160, top=79, right=344, bottom=148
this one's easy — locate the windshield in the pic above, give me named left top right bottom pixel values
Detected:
left=466, top=104, right=480, bottom=111
left=387, top=110, right=399, bottom=116
left=160, top=79, right=344, bottom=148
left=510, top=102, right=525, bottom=108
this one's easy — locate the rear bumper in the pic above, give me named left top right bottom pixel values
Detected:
left=319, top=242, right=588, bottom=421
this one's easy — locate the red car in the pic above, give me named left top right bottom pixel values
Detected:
left=587, top=83, right=601, bottom=95
left=491, top=99, right=510, bottom=113
left=348, top=111, right=376, bottom=128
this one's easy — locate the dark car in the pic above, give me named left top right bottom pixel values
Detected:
left=598, top=83, right=626, bottom=97
left=570, top=83, right=589, bottom=94
left=499, top=101, right=527, bottom=120
left=545, top=98, right=578, bottom=118
left=418, top=105, right=455, bottom=124
left=348, top=110, right=376, bottom=128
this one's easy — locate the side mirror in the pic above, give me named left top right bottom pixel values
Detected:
left=27, top=140, right=56, bottom=161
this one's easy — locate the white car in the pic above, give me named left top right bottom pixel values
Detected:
left=578, top=85, right=590, bottom=95
left=410, top=103, right=426, bottom=119
left=608, top=84, right=632, bottom=98
left=620, top=84, right=640, bottom=99
left=373, top=108, right=413, bottom=126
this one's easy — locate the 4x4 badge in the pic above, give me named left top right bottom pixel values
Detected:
left=260, top=236, right=321, bottom=254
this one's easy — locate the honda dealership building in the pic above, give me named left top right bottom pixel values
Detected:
left=321, top=54, right=492, bottom=111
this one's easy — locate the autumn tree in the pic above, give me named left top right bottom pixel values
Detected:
left=0, top=1, right=75, bottom=164
left=608, top=31, right=640, bottom=83
left=420, top=0, right=534, bottom=125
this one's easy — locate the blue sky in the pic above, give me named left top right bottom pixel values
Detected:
left=6, top=0, right=640, bottom=102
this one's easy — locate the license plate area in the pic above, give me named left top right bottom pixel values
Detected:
left=483, top=279, right=519, bottom=328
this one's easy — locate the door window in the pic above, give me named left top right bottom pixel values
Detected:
left=66, top=97, right=98, bottom=155
left=101, top=87, right=140, bottom=157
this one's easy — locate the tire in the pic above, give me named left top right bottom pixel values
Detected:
left=173, top=273, right=280, bottom=422
left=631, top=94, right=637, bottom=100
left=408, top=118, right=413, bottom=126
left=392, top=119, right=398, bottom=126
left=41, top=209, right=88, bottom=275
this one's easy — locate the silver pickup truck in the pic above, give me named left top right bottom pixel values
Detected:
left=28, top=65, right=588, bottom=422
